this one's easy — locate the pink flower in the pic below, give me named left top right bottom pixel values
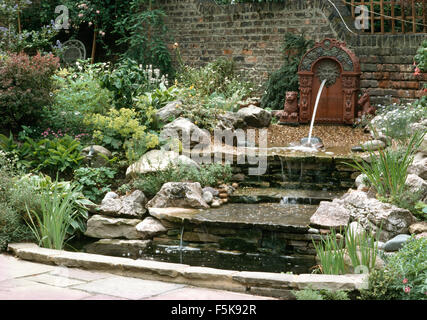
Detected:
left=78, top=13, right=83, bottom=18
left=414, top=67, right=421, bottom=76
left=404, top=287, right=411, bottom=293
left=96, top=10, right=100, bottom=14
left=402, top=278, right=408, bottom=284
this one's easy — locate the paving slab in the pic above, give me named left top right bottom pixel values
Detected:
left=25, top=273, right=86, bottom=288
left=0, top=278, right=92, bottom=300
left=145, top=287, right=274, bottom=300
left=0, top=254, right=56, bottom=281
left=70, top=275, right=186, bottom=300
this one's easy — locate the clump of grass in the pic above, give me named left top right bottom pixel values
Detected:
left=26, top=182, right=78, bottom=250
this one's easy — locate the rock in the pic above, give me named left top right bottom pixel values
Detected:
left=408, top=152, right=427, bottom=180
left=237, top=105, right=272, bottom=128
left=126, top=149, right=199, bottom=177
left=309, top=200, right=350, bottom=231
left=419, top=134, right=427, bottom=155
left=376, top=241, right=385, bottom=250
left=308, top=228, right=320, bottom=234
left=216, top=111, right=246, bottom=131
left=85, top=215, right=144, bottom=239
left=384, top=234, right=411, bottom=252
left=231, top=173, right=245, bottom=182
left=347, top=221, right=365, bottom=238
left=146, top=182, right=209, bottom=209
left=202, top=187, right=219, bottom=197
left=351, top=146, right=364, bottom=152
left=202, top=191, right=213, bottom=204
left=103, top=191, right=119, bottom=201
left=340, top=189, right=416, bottom=242
left=160, top=117, right=211, bottom=148
left=355, top=174, right=369, bottom=190
left=231, top=183, right=239, bottom=189
left=211, top=199, right=221, bottom=208
left=81, top=145, right=112, bottom=168
left=409, top=221, right=427, bottom=234
left=405, top=173, right=427, bottom=200
left=219, top=193, right=228, bottom=199
left=135, top=217, right=167, bottom=239
left=361, top=140, right=386, bottom=151
left=85, top=239, right=152, bottom=257
left=343, top=248, right=385, bottom=272
left=415, top=232, right=427, bottom=239
left=155, top=100, right=183, bottom=123
left=99, top=190, right=147, bottom=218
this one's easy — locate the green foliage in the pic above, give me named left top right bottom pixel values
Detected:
left=0, top=151, right=34, bottom=251
left=114, top=0, right=173, bottom=77
left=17, top=173, right=93, bottom=236
left=133, top=162, right=233, bottom=197
left=372, top=99, right=427, bottom=143
left=84, top=107, right=159, bottom=155
left=347, top=130, right=425, bottom=204
left=177, top=58, right=252, bottom=99
left=313, top=226, right=380, bottom=275
left=293, top=288, right=350, bottom=300
left=26, top=179, right=78, bottom=250
left=0, top=52, right=59, bottom=132
left=99, top=58, right=151, bottom=110
left=415, top=40, right=427, bottom=72
left=73, top=167, right=117, bottom=203
left=43, top=61, right=114, bottom=136
left=260, top=33, right=314, bottom=110
left=360, top=237, right=427, bottom=300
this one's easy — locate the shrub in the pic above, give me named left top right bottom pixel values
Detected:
left=84, top=107, right=159, bottom=156
left=43, top=62, right=114, bottom=137
left=414, top=40, right=427, bottom=72
left=293, top=288, right=350, bottom=300
left=360, top=237, right=427, bottom=300
left=73, top=167, right=117, bottom=203
left=133, top=162, right=233, bottom=197
left=0, top=151, right=34, bottom=251
left=260, top=33, right=314, bottom=110
left=0, top=52, right=59, bottom=131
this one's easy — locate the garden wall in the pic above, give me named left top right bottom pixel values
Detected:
left=160, top=0, right=427, bottom=105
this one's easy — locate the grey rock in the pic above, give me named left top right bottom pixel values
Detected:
left=81, top=145, right=112, bottom=168
left=85, top=215, right=144, bottom=239
left=361, top=140, right=386, bottom=151
left=155, top=100, right=183, bottom=123
left=135, top=217, right=167, bottom=239
left=384, top=234, right=411, bottom=252
left=405, top=173, right=427, bottom=200
left=408, top=152, right=427, bottom=180
left=355, top=173, right=369, bottom=189
left=202, top=187, right=219, bottom=197
left=341, top=190, right=416, bottom=242
left=309, top=200, right=350, bottom=231
left=147, top=182, right=209, bottom=209
left=126, top=149, right=199, bottom=177
left=202, top=191, right=214, bottom=204
left=216, top=112, right=247, bottom=131
left=347, top=221, right=365, bottom=238
left=237, top=105, right=272, bottom=128
left=160, top=117, right=211, bottom=148
left=99, top=190, right=147, bottom=218
left=211, top=199, right=221, bottom=208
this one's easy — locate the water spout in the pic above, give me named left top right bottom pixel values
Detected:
left=307, top=79, right=327, bottom=146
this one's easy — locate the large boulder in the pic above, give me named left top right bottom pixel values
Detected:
left=81, top=145, right=112, bottom=168
left=309, top=200, right=351, bottom=231
left=147, top=182, right=209, bottom=209
left=98, top=190, right=147, bottom=218
left=237, top=105, right=272, bottom=128
left=85, top=215, right=144, bottom=239
left=155, top=100, right=183, bottom=124
left=341, top=190, right=416, bottom=242
left=383, top=234, right=411, bottom=252
left=126, top=149, right=200, bottom=177
left=160, top=117, right=211, bottom=149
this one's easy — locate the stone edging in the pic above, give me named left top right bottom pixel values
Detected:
left=8, top=243, right=367, bottom=299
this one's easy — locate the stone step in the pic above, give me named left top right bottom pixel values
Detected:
left=230, top=188, right=345, bottom=204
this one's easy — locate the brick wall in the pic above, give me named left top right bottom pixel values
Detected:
left=160, top=0, right=426, bottom=105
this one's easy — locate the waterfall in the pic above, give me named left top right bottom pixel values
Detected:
left=307, top=79, right=327, bottom=145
